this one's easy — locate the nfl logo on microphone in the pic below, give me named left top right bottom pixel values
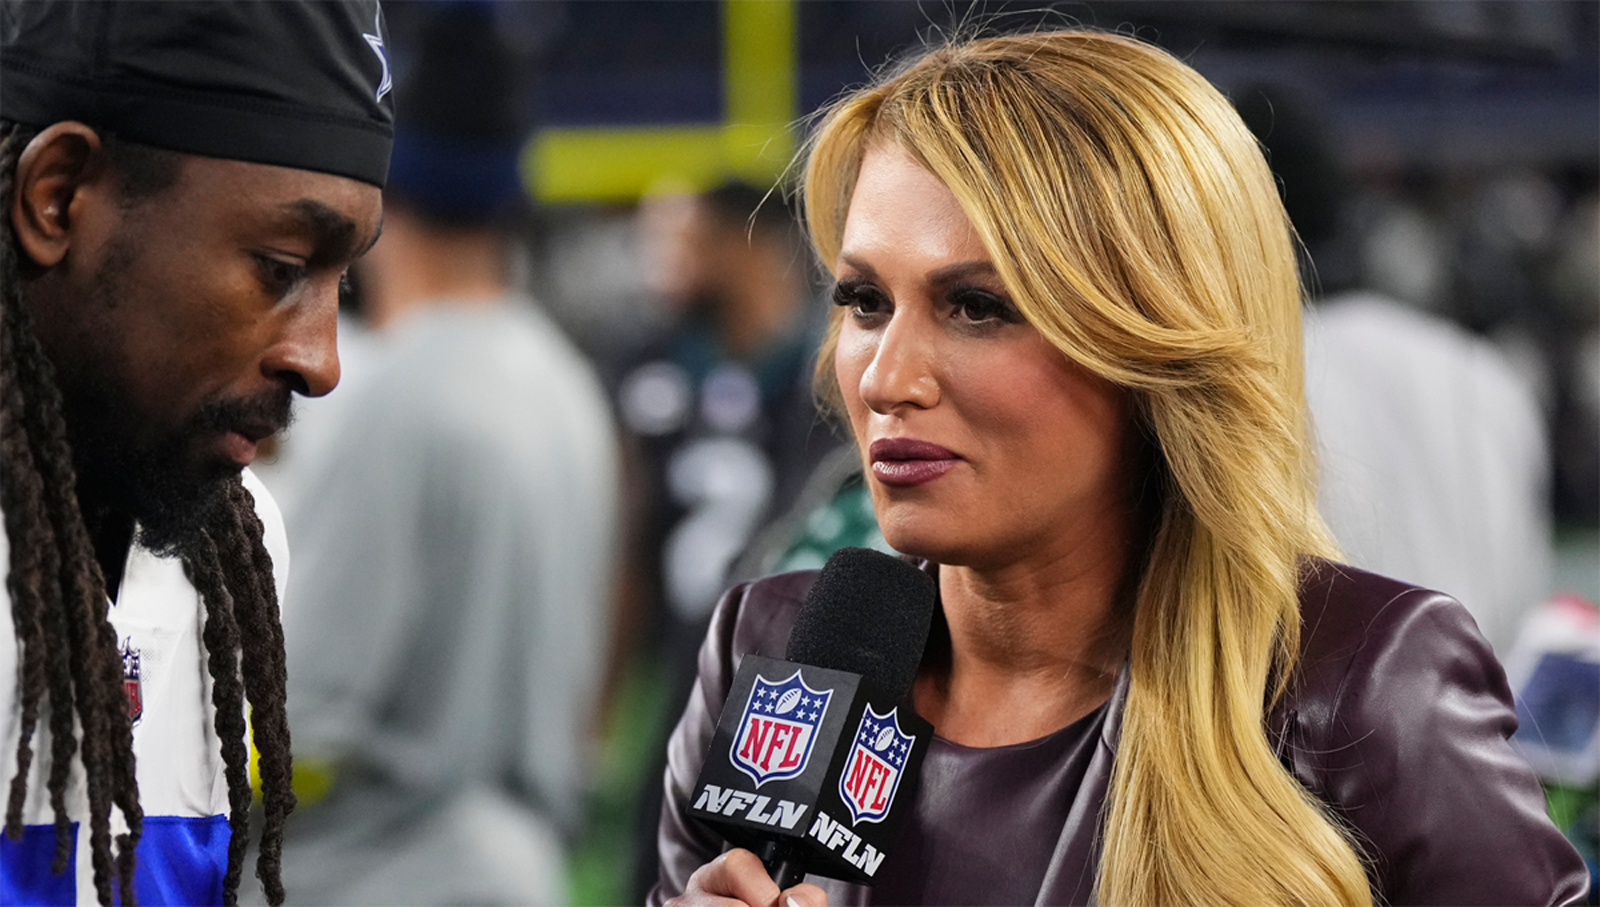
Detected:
left=839, top=706, right=913, bottom=824
left=731, top=670, right=834, bottom=787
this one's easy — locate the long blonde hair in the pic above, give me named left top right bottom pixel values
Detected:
left=802, top=30, right=1372, bottom=906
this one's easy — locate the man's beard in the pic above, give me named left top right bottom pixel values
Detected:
left=70, top=389, right=293, bottom=558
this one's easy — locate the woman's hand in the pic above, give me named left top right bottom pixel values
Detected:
left=665, top=849, right=829, bottom=907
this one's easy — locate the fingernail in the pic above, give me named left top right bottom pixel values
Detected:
left=788, top=898, right=804, bottom=907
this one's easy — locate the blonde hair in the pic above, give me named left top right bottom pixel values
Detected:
left=802, top=30, right=1372, bottom=906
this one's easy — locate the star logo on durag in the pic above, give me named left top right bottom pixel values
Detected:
left=363, top=10, right=392, bottom=102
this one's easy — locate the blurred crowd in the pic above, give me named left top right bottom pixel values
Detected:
left=248, top=2, right=1599, bottom=904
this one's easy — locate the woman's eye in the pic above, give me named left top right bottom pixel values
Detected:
left=952, top=288, right=1021, bottom=325
left=832, top=281, right=888, bottom=318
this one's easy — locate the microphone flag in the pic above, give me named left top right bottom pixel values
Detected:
left=689, top=654, right=932, bottom=884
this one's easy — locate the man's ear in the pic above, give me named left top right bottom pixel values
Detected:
left=11, top=122, right=107, bottom=269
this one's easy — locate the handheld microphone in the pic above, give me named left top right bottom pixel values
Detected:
left=687, top=547, right=938, bottom=887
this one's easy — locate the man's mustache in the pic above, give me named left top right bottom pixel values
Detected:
left=192, top=388, right=295, bottom=441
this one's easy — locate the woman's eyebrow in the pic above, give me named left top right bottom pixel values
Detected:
left=926, top=260, right=998, bottom=286
left=835, top=253, right=879, bottom=279
left=835, top=256, right=997, bottom=286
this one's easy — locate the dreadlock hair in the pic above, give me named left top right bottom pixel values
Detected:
left=1, top=119, right=296, bottom=906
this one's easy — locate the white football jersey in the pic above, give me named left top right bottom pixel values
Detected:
left=0, top=469, right=288, bottom=905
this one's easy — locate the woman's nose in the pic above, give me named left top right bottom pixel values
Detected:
left=857, top=310, right=940, bottom=414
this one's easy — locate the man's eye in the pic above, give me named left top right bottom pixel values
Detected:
left=256, top=255, right=307, bottom=295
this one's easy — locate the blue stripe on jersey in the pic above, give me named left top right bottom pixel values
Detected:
left=0, top=815, right=228, bottom=906
left=1, top=822, right=79, bottom=906
left=126, top=815, right=229, bottom=906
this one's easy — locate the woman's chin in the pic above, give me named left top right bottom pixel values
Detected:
left=877, top=516, right=974, bottom=567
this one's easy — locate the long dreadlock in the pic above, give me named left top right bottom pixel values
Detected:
left=0, top=119, right=296, bottom=906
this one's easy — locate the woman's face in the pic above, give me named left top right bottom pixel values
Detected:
left=833, top=145, right=1144, bottom=572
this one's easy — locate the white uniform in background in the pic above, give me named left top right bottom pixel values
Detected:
left=1306, top=292, right=1553, bottom=654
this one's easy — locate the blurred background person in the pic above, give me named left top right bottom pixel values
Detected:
left=261, top=6, right=620, bottom=904
left=614, top=181, right=838, bottom=646
left=1234, top=84, right=1555, bottom=656
left=608, top=179, right=844, bottom=897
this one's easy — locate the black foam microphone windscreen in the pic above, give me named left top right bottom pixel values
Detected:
left=784, top=547, right=938, bottom=705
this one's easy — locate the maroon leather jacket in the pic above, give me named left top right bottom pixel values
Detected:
left=651, top=560, right=1589, bottom=906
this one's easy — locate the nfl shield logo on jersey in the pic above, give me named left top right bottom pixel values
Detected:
left=120, top=638, right=143, bottom=725
left=730, top=669, right=833, bottom=787
left=839, top=705, right=914, bottom=825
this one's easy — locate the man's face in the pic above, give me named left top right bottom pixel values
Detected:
left=639, top=192, right=730, bottom=317
left=24, top=150, right=382, bottom=551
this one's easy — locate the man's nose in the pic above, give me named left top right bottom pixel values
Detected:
left=263, top=276, right=342, bottom=397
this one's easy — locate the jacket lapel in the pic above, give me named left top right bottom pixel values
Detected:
left=1033, top=663, right=1128, bottom=906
